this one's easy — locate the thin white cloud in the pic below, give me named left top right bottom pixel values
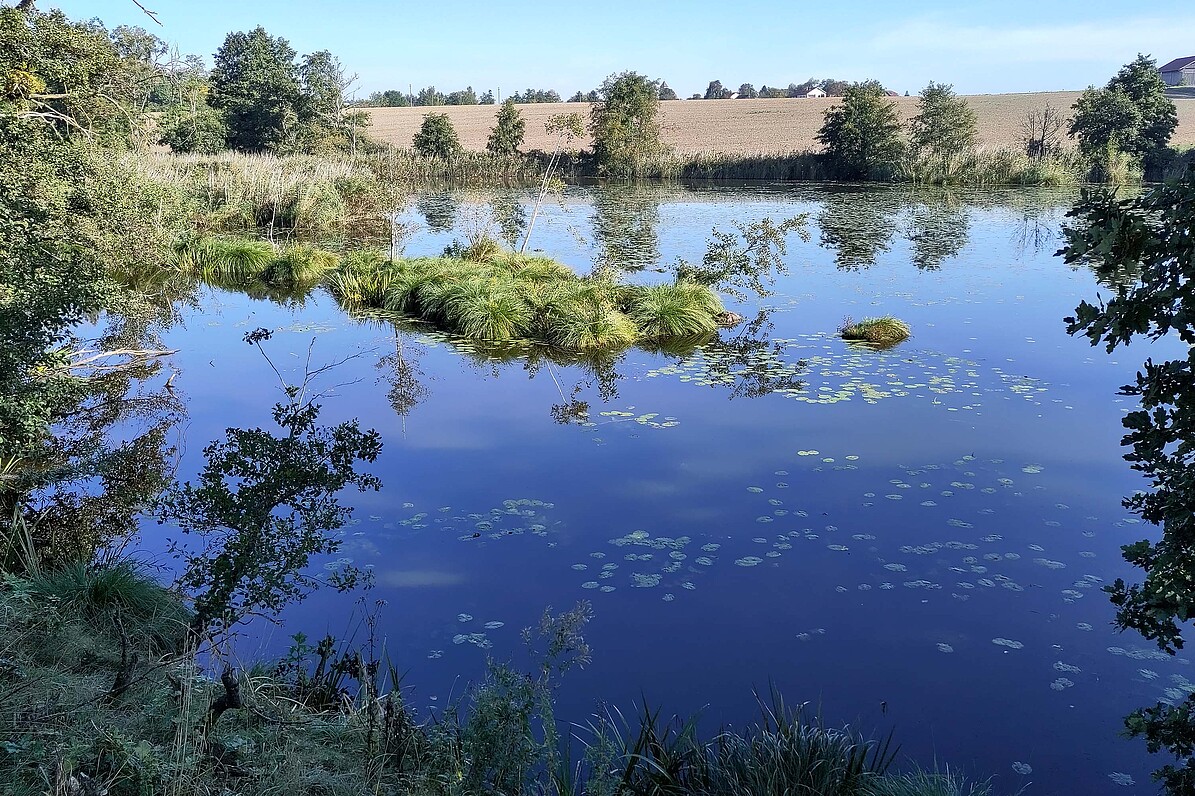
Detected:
left=871, top=17, right=1195, bottom=65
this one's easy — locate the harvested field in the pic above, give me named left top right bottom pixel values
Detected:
left=363, top=92, right=1195, bottom=155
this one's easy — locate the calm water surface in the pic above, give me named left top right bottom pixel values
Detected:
left=152, top=184, right=1187, bottom=795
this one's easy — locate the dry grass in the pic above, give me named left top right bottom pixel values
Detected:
left=363, top=93, right=1195, bottom=156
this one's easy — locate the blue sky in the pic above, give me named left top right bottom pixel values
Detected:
left=48, top=0, right=1195, bottom=98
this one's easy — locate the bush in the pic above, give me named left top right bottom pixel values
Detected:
left=413, top=112, right=462, bottom=158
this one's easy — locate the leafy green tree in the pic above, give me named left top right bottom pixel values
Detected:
left=159, top=96, right=228, bottom=153
left=447, top=86, right=479, bottom=105
left=509, top=88, right=561, bottom=103
left=1061, top=168, right=1195, bottom=794
left=704, top=80, right=730, bottom=99
left=816, top=81, right=905, bottom=179
left=413, top=111, right=461, bottom=158
left=589, top=71, right=668, bottom=179
left=1070, top=87, right=1141, bottom=158
left=372, top=89, right=409, bottom=107
left=415, top=85, right=445, bottom=106
left=737, top=83, right=757, bottom=99
left=909, top=81, right=977, bottom=158
left=486, top=98, right=525, bottom=155
left=208, top=26, right=301, bottom=151
left=0, top=7, right=190, bottom=551
left=1071, top=55, right=1178, bottom=168
left=1108, top=54, right=1179, bottom=164
left=658, top=81, right=677, bottom=101
left=479, top=89, right=495, bottom=105
left=821, top=79, right=850, bottom=96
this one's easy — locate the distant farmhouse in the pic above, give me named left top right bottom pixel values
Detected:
left=1160, top=56, right=1195, bottom=86
left=805, top=87, right=827, bottom=98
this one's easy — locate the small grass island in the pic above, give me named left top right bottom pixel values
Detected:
left=175, top=237, right=740, bottom=352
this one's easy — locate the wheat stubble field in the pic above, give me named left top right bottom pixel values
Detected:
left=364, top=92, right=1195, bottom=155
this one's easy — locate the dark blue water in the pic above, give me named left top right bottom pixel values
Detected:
left=149, top=184, right=1187, bottom=795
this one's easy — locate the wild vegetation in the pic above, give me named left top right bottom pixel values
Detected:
left=8, top=3, right=1192, bottom=794
left=839, top=317, right=912, bottom=347
left=1062, top=166, right=1195, bottom=795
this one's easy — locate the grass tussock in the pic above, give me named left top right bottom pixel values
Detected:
left=840, top=316, right=912, bottom=347
left=172, top=237, right=343, bottom=297
left=342, top=242, right=726, bottom=352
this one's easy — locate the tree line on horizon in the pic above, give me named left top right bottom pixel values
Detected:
left=360, top=76, right=874, bottom=108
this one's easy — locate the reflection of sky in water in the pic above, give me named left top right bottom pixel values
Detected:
left=153, top=185, right=1175, bottom=795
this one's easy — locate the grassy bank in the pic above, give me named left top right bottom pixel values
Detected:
left=0, top=563, right=993, bottom=796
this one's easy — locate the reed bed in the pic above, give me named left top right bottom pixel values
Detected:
left=131, top=151, right=402, bottom=233
left=900, top=147, right=1087, bottom=186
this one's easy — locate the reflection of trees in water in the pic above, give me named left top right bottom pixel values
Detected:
left=10, top=311, right=185, bottom=569
left=489, top=192, right=528, bottom=249
left=590, top=184, right=663, bottom=272
left=376, top=329, right=430, bottom=428
left=417, top=193, right=460, bottom=233
left=678, top=311, right=807, bottom=400
left=816, top=188, right=901, bottom=269
left=903, top=193, right=970, bottom=271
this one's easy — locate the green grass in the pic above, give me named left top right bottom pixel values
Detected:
left=21, top=560, right=190, bottom=654
left=325, top=240, right=728, bottom=353
left=132, top=151, right=403, bottom=233
left=265, top=243, right=342, bottom=285
left=0, top=566, right=995, bottom=796
left=173, top=236, right=277, bottom=282
left=629, top=282, right=724, bottom=340
left=840, top=316, right=912, bottom=347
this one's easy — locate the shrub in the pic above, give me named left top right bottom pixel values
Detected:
left=413, top=112, right=462, bottom=158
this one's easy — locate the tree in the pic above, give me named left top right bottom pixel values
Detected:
left=413, top=111, right=461, bottom=158
left=209, top=26, right=301, bottom=151
left=1070, top=55, right=1178, bottom=168
left=1060, top=168, right=1195, bottom=794
left=509, top=88, right=561, bottom=103
left=589, top=71, right=668, bottom=179
left=816, top=81, right=905, bottom=179
left=446, top=86, right=478, bottom=105
left=704, top=80, right=731, bottom=100
left=373, top=89, right=409, bottom=107
left=821, top=79, right=850, bottom=97
left=415, top=85, right=445, bottom=106
left=737, top=83, right=757, bottom=99
left=487, top=98, right=525, bottom=155
left=479, top=89, right=495, bottom=105
left=1020, top=103, right=1064, bottom=159
left=1108, top=54, right=1179, bottom=164
left=909, top=81, right=978, bottom=159
left=658, top=81, right=677, bottom=101
left=1070, top=87, right=1141, bottom=158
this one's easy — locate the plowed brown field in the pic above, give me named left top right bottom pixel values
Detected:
left=363, top=92, right=1195, bottom=155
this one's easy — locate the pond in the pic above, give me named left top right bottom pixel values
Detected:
left=150, top=183, right=1185, bottom=795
